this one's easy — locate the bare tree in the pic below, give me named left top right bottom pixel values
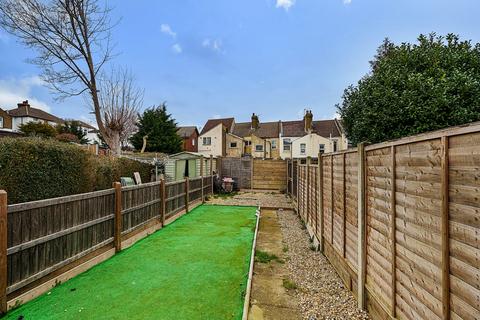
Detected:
left=0, top=0, right=118, bottom=150
left=96, top=67, right=143, bottom=154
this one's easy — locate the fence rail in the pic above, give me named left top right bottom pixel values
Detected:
left=287, top=121, right=480, bottom=320
left=0, top=175, right=213, bottom=313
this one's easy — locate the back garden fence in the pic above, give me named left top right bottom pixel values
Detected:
left=0, top=175, right=213, bottom=313
left=287, top=121, right=480, bottom=320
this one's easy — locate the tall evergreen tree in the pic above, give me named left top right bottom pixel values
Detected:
left=338, top=33, right=480, bottom=145
left=130, top=104, right=182, bottom=153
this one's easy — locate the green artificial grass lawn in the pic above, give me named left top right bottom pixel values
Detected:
left=4, top=205, right=257, bottom=320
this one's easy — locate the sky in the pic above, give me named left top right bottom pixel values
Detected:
left=0, top=0, right=479, bottom=129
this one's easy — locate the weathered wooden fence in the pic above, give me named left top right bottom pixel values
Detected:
left=287, top=122, right=480, bottom=320
left=218, top=158, right=288, bottom=191
left=0, top=175, right=213, bottom=313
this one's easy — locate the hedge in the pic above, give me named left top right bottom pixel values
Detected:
left=0, top=138, right=153, bottom=204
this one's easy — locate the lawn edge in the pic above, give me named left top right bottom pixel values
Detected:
left=242, top=205, right=261, bottom=320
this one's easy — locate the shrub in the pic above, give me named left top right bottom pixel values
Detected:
left=56, top=133, right=80, bottom=144
left=0, top=138, right=154, bottom=204
left=0, top=138, right=95, bottom=204
left=19, top=121, right=57, bottom=138
left=93, top=157, right=153, bottom=190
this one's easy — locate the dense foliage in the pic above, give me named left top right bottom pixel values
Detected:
left=337, top=33, right=480, bottom=145
left=130, top=104, right=182, bottom=154
left=0, top=138, right=153, bottom=204
left=18, top=121, right=57, bottom=138
left=57, top=121, right=89, bottom=144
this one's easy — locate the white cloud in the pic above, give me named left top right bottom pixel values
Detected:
left=172, top=43, right=182, bottom=54
left=0, top=76, right=51, bottom=112
left=343, top=0, right=352, bottom=4
left=202, top=38, right=224, bottom=53
left=160, top=24, right=176, bottom=38
left=276, top=0, right=295, bottom=11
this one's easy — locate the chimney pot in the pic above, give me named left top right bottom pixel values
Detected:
left=251, top=113, right=259, bottom=130
left=304, top=110, right=313, bottom=133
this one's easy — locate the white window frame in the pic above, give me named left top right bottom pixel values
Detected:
left=192, top=139, right=195, bottom=146
left=300, top=143, right=306, bottom=155
left=255, top=144, right=263, bottom=152
left=283, top=138, right=291, bottom=151
left=245, top=141, right=252, bottom=146
left=203, top=137, right=211, bottom=146
left=271, top=140, right=277, bottom=149
left=319, top=144, right=325, bottom=154
left=0, top=116, right=3, bottom=128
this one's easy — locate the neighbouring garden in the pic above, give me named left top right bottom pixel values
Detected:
left=3, top=205, right=257, bottom=320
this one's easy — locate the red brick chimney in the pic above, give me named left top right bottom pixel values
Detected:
left=251, top=113, right=259, bottom=130
left=17, top=100, right=30, bottom=115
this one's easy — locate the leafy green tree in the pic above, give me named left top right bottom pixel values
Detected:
left=337, top=33, right=480, bottom=145
left=19, top=121, right=57, bottom=138
left=57, top=121, right=89, bottom=144
left=130, top=104, right=182, bottom=153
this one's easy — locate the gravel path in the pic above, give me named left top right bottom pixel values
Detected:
left=277, top=209, right=369, bottom=320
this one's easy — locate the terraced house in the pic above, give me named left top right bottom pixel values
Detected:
left=198, top=111, right=347, bottom=159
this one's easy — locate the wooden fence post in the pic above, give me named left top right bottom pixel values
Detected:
left=185, top=177, right=190, bottom=213
left=251, top=157, right=254, bottom=190
left=330, top=155, right=334, bottom=244
left=113, top=182, right=122, bottom=253
left=210, top=155, right=214, bottom=194
left=306, top=157, right=311, bottom=225
left=357, top=143, right=367, bottom=310
left=343, top=152, right=346, bottom=258
left=318, top=153, right=324, bottom=253
left=291, top=158, right=295, bottom=198
left=161, top=178, right=166, bottom=226
left=200, top=157, right=205, bottom=203
left=390, top=145, right=397, bottom=317
left=296, top=160, right=300, bottom=215
left=441, top=136, right=450, bottom=320
left=0, top=190, right=7, bottom=314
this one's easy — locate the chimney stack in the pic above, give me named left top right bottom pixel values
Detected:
left=304, top=110, right=313, bottom=133
left=17, top=100, right=30, bottom=115
left=251, top=113, right=259, bottom=130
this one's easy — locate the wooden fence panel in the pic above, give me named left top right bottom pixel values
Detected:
left=345, top=151, right=358, bottom=273
left=121, top=182, right=161, bottom=234
left=365, top=147, right=394, bottom=314
left=307, top=166, right=318, bottom=234
left=394, top=140, right=443, bottom=320
left=323, top=157, right=333, bottom=245
left=220, top=157, right=251, bottom=189
left=448, top=132, right=480, bottom=319
left=252, top=159, right=287, bottom=191
left=188, top=178, right=203, bottom=203
left=6, top=190, right=115, bottom=293
left=332, top=155, right=345, bottom=255
left=165, top=181, right=186, bottom=218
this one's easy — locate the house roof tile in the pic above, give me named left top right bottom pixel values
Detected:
left=177, top=126, right=198, bottom=138
left=200, top=118, right=234, bottom=135
left=232, top=121, right=280, bottom=138
left=8, top=104, right=64, bottom=124
left=282, top=119, right=341, bottom=138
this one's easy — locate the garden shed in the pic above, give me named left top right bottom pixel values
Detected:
left=164, top=152, right=217, bottom=182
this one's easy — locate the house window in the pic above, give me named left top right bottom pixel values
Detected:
left=333, top=140, right=338, bottom=152
left=245, top=141, right=251, bottom=146
left=300, top=143, right=306, bottom=155
left=203, top=137, right=211, bottom=146
left=192, top=139, right=195, bottom=146
left=255, top=145, right=263, bottom=152
left=230, top=142, right=237, bottom=148
left=319, top=144, right=325, bottom=154
left=283, top=138, right=291, bottom=151
left=271, top=140, right=277, bottom=149
left=0, top=116, right=3, bottom=128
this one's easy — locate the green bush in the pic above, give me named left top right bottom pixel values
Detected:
left=93, top=157, right=153, bottom=190
left=18, top=121, right=57, bottom=138
left=0, top=138, right=153, bottom=204
left=0, top=138, right=95, bottom=204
